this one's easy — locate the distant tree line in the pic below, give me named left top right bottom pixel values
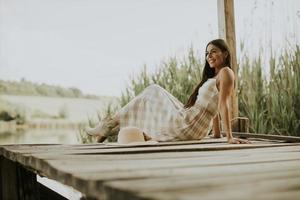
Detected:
left=0, top=78, right=99, bottom=99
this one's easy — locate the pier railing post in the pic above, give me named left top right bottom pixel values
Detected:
left=217, top=0, right=239, bottom=119
left=231, top=117, right=249, bottom=132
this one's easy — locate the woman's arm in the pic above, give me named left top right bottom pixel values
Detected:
left=217, top=67, right=249, bottom=144
left=212, top=114, right=221, bottom=138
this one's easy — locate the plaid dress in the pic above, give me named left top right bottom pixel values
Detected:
left=118, top=78, right=219, bottom=141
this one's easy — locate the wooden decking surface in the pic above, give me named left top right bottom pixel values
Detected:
left=1, top=133, right=300, bottom=200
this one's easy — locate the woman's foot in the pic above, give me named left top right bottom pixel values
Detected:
left=85, top=122, right=106, bottom=136
left=85, top=117, right=119, bottom=142
left=95, top=135, right=107, bottom=143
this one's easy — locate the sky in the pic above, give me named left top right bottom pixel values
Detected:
left=0, top=0, right=299, bottom=97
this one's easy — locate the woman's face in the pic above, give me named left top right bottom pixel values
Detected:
left=206, top=44, right=227, bottom=69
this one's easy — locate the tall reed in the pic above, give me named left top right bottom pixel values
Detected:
left=239, top=45, right=300, bottom=136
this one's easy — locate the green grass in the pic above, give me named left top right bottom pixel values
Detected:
left=0, top=98, right=27, bottom=124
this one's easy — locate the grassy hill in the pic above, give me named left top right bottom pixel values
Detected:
left=0, top=79, right=117, bottom=124
left=0, top=78, right=99, bottom=99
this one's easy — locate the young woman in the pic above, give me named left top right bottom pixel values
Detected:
left=86, top=39, right=249, bottom=144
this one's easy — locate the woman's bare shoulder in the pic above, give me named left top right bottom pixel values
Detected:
left=216, top=67, right=234, bottom=90
left=219, top=66, right=234, bottom=75
left=218, top=67, right=234, bottom=81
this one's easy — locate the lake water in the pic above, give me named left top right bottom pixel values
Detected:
left=0, top=129, right=80, bottom=145
left=0, top=94, right=117, bottom=123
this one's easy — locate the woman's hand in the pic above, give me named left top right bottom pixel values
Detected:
left=210, top=132, right=222, bottom=138
left=227, top=137, right=251, bottom=144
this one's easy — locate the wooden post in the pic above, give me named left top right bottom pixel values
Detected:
left=0, top=156, right=19, bottom=200
left=0, top=156, right=68, bottom=200
left=231, top=117, right=249, bottom=132
left=0, top=156, right=40, bottom=200
left=217, top=0, right=238, bottom=119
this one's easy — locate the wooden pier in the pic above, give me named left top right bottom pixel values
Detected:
left=1, top=132, right=300, bottom=200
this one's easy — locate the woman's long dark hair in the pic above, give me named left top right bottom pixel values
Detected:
left=184, top=39, right=231, bottom=108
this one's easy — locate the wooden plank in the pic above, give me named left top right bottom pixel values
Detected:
left=1, top=135, right=298, bottom=160
left=217, top=0, right=238, bottom=118
left=1, top=144, right=299, bottom=177
left=24, top=147, right=300, bottom=173
left=0, top=138, right=231, bottom=154
left=22, top=147, right=300, bottom=177
left=1, top=141, right=300, bottom=199
left=0, top=141, right=283, bottom=163
left=232, top=132, right=300, bottom=142
left=104, top=169, right=300, bottom=200
left=52, top=158, right=300, bottom=198
left=7, top=144, right=297, bottom=182
left=0, top=135, right=281, bottom=155
left=28, top=144, right=300, bottom=162
left=74, top=159, right=300, bottom=182
left=42, top=152, right=300, bottom=180
left=34, top=143, right=300, bottom=155
left=4, top=146, right=299, bottom=198
left=104, top=165, right=300, bottom=192
left=246, top=191, right=300, bottom=200
left=154, top=176, right=300, bottom=200
left=133, top=178, right=300, bottom=200
left=2, top=143, right=299, bottom=176
left=1, top=143, right=300, bottom=177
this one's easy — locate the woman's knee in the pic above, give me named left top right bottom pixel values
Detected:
left=144, top=84, right=163, bottom=93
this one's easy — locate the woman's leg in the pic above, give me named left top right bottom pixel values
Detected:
left=85, top=85, right=153, bottom=140
left=117, top=84, right=182, bottom=115
left=86, top=84, right=179, bottom=141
